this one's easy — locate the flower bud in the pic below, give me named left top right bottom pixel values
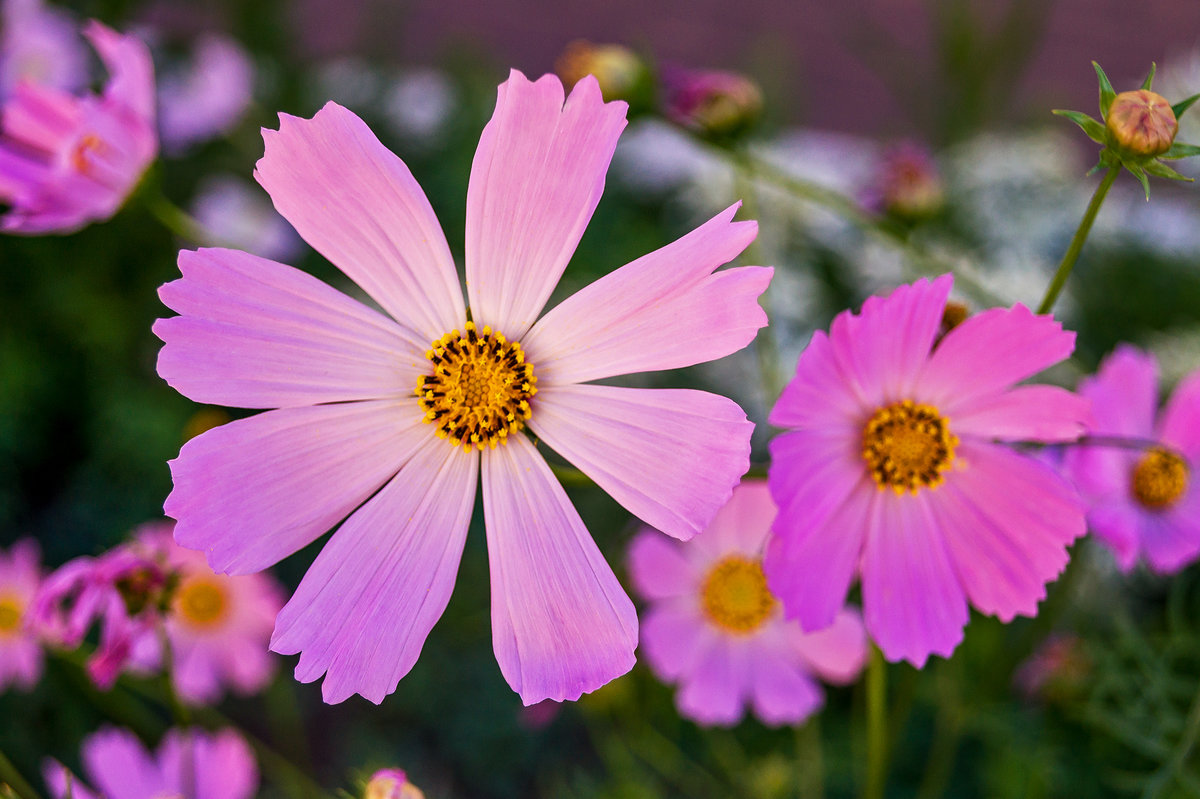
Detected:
left=365, top=769, right=425, bottom=799
left=661, top=66, right=762, bottom=139
left=1106, top=89, right=1178, bottom=157
left=872, top=142, right=945, bottom=220
left=555, top=41, right=646, bottom=104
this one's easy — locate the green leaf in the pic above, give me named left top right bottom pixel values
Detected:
left=1171, top=93, right=1200, bottom=119
left=1094, top=61, right=1116, bottom=117
left=1125, top=162, right=1151, bottom=199
left=1052, top=109, right=1107, bottom=143
left=1140, top=62, right=1157, bottom=91
left=1144, top=159, right=1194, bottom=181
left=1162, top=141, right=1200, bottom=159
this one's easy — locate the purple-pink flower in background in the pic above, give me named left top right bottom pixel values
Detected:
left=660, top=65, right=762, bottom=138
left=0, top=538, right=46, bottom=691
left=154, top=70, right=771, bottom=705
left=628, top=480, right=868, bottom=726
left=765, top=275, right=1090, bottom=667
left=0, top=0, right=86, bottom=100
left=189, top=175, right=302, bottom=261
left=159, top=33, right=253, bottom=153
left=0, top=20, right=155, bottom=234
left=1063, top=345, right=1200, bottom=572
left=43, top=726, right=257, bottom=799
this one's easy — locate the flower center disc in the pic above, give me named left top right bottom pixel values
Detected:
left=174, top=577, right=228, bottom=628
left=418, top=321, right=538, bottom=452
left=0, top=596, right=22, bottom=635
left=1131, top=447, right=1189, bottom=509
left=862, top=400, right=958, bottom=494
left=700, top=556, right=776, bottom=635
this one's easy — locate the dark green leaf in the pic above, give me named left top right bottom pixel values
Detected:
left=1052, top=109, right=1107, bottom=143
left=1125, top=162, right=1151, bottom=199
left=1144, top=159, right=1193, bottom=181
left=1162, top=141, right=1200, bottom=159
left=1171, top=93, right=1200, bottom=119
left=1140, top=62, right=1157, bottom=91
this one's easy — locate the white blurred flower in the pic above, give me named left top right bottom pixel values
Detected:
left=382, top=68, right=456, bottom=148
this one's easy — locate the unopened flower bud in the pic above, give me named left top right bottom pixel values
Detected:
left=555, top=41, right=646, bottom=104
left=1106, top=89, right=1178, bottom=157
left=873, top=142, right=945, bottom=220
left=365, top=769, right=425, bottom=799
left=662, top=66, right=762, bottom=139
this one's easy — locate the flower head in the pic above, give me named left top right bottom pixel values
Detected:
left=765, top=275, right=1090, bottom=666
left=1106, top=89, right=1178, bottom=157
left=365, top=769, right=425, bottom=799
left=661, top=66, right=762, bottom=139
left=1063, top=345, right=1200, bottom=572
left=628, top=480, right=867, bottom=726
left=555, top=41, right=649, bottom=107
left=867, top=141, right=945, bottom=221
left=154, top=70, right=771, bottom=705
left=0, top=20, right=156, bottom=234
left=159, top=33, right=254, bottom=153
left=0, top=539, right=46, bottom=692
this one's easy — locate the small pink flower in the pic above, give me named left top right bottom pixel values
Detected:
left=159, top=33, right=253, bottom=153
left=660, top=65, right=762, bottom=137
left=1064, top=345, right=1200, bottom=572
left=865, top=141, right=945, bottom=220
left=43, top=726, right=257, bottom=799
left=628, top=480, right=867, bottom=726
left=765, top=275, right=1090, bottom=667
left=0, top=20, right=156, bottom=234
left=0, top=538, right=46, bottom=692
left=155, top=70, right=771, bottom=705
left=0, top=0, right=87, bottom=100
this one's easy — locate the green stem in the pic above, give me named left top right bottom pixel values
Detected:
left=0, top=749, right=43, bottom=799
left=864, top=646, right=888, bottom=799
left=1036, top=166, right=1119, bottom=315
left=146, top=194, right=224, bottom=247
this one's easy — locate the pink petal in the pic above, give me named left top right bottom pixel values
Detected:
left=748, top=641, right=824, bottom=726
left=1161, top=370, right=1200, bottom=460
left=921, top=304, right=1075, bottom=410
left=170, top=637, right=222, bottom=704
left=521, top=204, right=770, bottom=384
left=769, top=329, right=866, bottom=430
left=465, top=71, right=627, bottom=339
left=482, top=434, right=637, bottom=704
left=697, top=478, right=777, bottom=559
left=1141, top=492, right=1200, bottom=573
left=1082, top=344, right=1159, bottom=438
left=83, top=21, right=155, bottom=122
left=529, top=384, right=752, bottom=541
left=789, top=607, right=869, bottom=684
left=675, top=636, right=746, bottom=726
left=950, top=385, right=1091, bottom=442
left=860, top=492, right=968, bottom=667
left=1087, top=499, right=1142, bottom=571
left=254, top=102, right=464, bottom=341
left=639, top=602, right=711, bottom=682
left=167, top=400, right=428, bottom=575
left=271, top=438, right=477, bottom=704
left=160, top=729, right=258, bottom=799
left=82, top=728, right=166, bottom=799
left=0, top=638, right=43, bottom=690
left=43, top=761, right=101, bottom=799
left=626, top=531, right=700, bottom=601
left=156, top=248, right=426, bottom=409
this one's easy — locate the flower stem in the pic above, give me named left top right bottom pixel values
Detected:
left=863, top=645, right=888, bottom=799
left=0, top=749, right=43, bottom=799
left=146, top=193, right=223, bottom=247
left=1035, top=166, right=1119, bottom=315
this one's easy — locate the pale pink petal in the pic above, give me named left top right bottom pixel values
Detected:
left=769, top=329, right=866, bottom=430
left=860, top=492, right=968, bottom=667
left=950, top=385, right=1090, bottom=442
left=465, top=71, right=627, bottom=338
left=748, top=643, right=824, bottom=726
left=1161, top=370, right=1200, bottom=460
left=156, top=248, right=426, bottom=408
left=254, top=102, right=464, bottom=341
left=83, top=21, right=155, bottom=122
left=482, top=434, right=637, bottom=704
left=1087, top=499, right=1142, bottom=571
left=167, top=399, right=427, bottom=575
left=1141, top=491, right=1200, bottom=573
left=271, top=436, right=477, bottom=704
left=170, top=638, right=222, bottom=705
left=675, top=636, right=745, bottom=726
left=43, top=761, right=101, bottom=799
left=627, top=531, right=700, bottom=601
left=529, top=384, right=752, bottom=541
left=921, top=305, right=1075, bottom=409
left=699, top=478, right=777, bottom=558
left=1082, top=345, right=1159, bottom=438
left=0, top=638, right=42, bottom=690
left=159, top=729, right=257, bottom=799
left=82, top=728, right=167, bottom=799
left=789, top=607, right=869, bottom=684
left=521, top=204, right=770, bottom=384
left=639, top=601, right=711, bottom=682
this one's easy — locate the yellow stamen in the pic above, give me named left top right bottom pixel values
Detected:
left=173, top=576, right=229, bottom=628
left=1131, top=447, right=1189, bottom=509
left=70, top=133, right=106, bottom=175
left=700, top=556, right=776, bottom=635
left=0, top=595, right=22, bottom=635
left=862, top=400, right=957, bottom=494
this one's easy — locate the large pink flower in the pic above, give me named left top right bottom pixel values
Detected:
left=628, top=480, right=867, bottom=726
left=1063, top=345, right=1200, bottom=572
left=0, top=20, right=155, bottom=234
left=0, top=538, right=45, bottom=691
left=765, top=275, right=1090, bottom=666
left=154, top=71, right=771, bottom=705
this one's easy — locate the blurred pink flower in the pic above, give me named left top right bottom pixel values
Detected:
left=660, top=65, right=762, bottom=137
left=0, top=538, right=46, bottom=691
left=154, top=70, right=770, bottom=705
left=159, top=33, right=253, bottom=153
left=765, top=275, right=1090, bottom=667
left=43, top=726, right=257, bottom=799
left=189, top=175, right=302, bottom=261
left=365, top=769, right=425, bottom=799
left=865, top=141, right=945, bottom=220
left=0, top=0, right=87, bottom=100
left=1064, top=345, right=1200, bottom=572
left=0, top=20, right=156, bottom=234
left=628, top=480, right=867, bottom=726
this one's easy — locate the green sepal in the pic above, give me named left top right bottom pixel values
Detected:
left=1162, top=141, right=1200, bottom=159
left=1052, top=109, right=1107, bottom=143
left=1094, top=61, right=1116, bottom=117
left=1140, top=62, right=1157, bottom=91
left=1144, top=159, right=1194, bottom=182
left=1125, top=162, right=1151, bottom=200
left=1172, top=94, right=1200, bottom=120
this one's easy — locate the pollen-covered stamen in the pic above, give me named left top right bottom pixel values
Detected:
left=700, top=556, right=776, bottom=635
left=1131, top=447, right=1189, bottom=509
left=0, top=595, right=22, bottom=635
left=862, top=400, right=958, bottom=494
left=173, top=576, right=229, bottom=628
left=418, top=321, right=538, bottom=452
left=70, top=132, right=108, bottom=175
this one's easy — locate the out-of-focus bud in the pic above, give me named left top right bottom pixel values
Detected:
left=1014, top=634, right=1091, bottom=704
left=661, top=66, right=763, bottom=140
left=871, top=142, right=945, bottom=221
left=365, top=769, right=425, bottom=799
left=1106, top=89, right=1178, bottom=158
left=555, top=40, right=648, bottom=106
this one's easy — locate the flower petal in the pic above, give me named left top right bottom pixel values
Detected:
left=83, top=21, right=155, bottom=122
left=675, top=636, right=746, bottom=726
left=1087, top=499, right=1141, bottom=571
left=1082, top=344, right=1160, bottom=438
left=521, top=204, right=770, bottom=384
left=627, top=531, right=699, bottom=601
left=156, top=248, right=425, bottom=408
left=748, top=641, right=824, bottom=726
left=788, top=607, right=869, bottom=684
left=82, top=728, right=166, bottom=799
left=1161, top=370, right=1200, bottom=460
left=769, top=329, right=865, bottom=430
left=697, top=478, right=778, bottom=559
left=639, top=601, right=711, bottom=682
left=950, top=385, right=1091, bottom=442
left=167, top=400, right=427, bottom=575
left=466, top=71, right=627, bottom=339
left=1142, top=490, right=1200, bottom=573
left=482, top=434, right=637, bottom=704
left=271, top=437, right=477, bottom=704
left=255, top=102, right=464, bottom=341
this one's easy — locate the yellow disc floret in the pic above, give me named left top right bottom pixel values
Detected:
left=862, top=400, right=958, bottom=494
left=0, top=595, right=22, bottom=636
left=700, top=556, right=776, bottom=635
left=418, top=322, right=538, bottom=452
left=173, top=576, right=229, bottom=628
left=1131, top=447, right=1189, bottom=510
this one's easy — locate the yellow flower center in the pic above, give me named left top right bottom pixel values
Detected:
left=1131, top=447, right=1189, bottom=509
left=173, top=576, right=229, bottom=628
left=700, top=556, right=776, bottom=635
left=418, top=321, right=537, bottom=452
left=0, top=595, right=22, bottom=635
left=70, top=132, right=107, bottom=175
left=862, top=400, right=958, bottom=494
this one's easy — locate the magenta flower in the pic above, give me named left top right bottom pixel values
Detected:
left=765, top=275, right=1090, bottom=667
left=43, top=726, right=257, bottom=799
left=1063, top=345, right=1200, bottom=572
left=159, top=33, right=254, bottom=153
left=628, top=480, right=867, bottom=726
left=0, top=20, right=155, bottom=234
left=154, top=71, right=771, bottom=705
left=0, top=0, right=87, bottom=100
left=0, top=539, right=45, bottom=691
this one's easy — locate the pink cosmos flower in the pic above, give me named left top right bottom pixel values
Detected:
left=154, top=70, right=771, bottom=705
left=1063, top=345, right=1200, bottom=572
left=43, top=726, right=257, bottom=799
left=628, top=480, right=868, bottom=726
left=765, top=275, right=1090, bottom=667
left=0, top=0, right=87, bottom=101
left=159, top=33, right=253, bottom=153
left=0, top=538, right=45, bottom=691
left=0, top=20, right=155, bottom=234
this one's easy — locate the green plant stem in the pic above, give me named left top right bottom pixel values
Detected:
left=1036, top=166, right=1119, bottom=315
left=0, top=749, right=43, bottom=799
left=146, top=194, right=223, bottom=246
left=864, top=646, right=888, bottom=799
